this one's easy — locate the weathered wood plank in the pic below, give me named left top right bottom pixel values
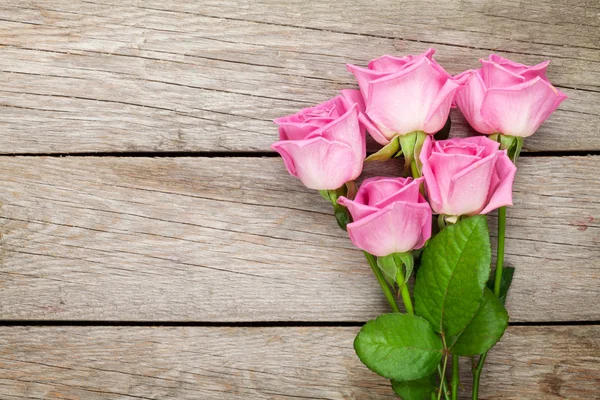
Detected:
left=0, top=325, right=597, bottom=399
left=0, top=1, right=597, bottom=153
left=0, top=156, right=597, bottom=322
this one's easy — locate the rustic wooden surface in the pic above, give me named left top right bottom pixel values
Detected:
left=0, top=1, right=598, bottom=154
left=0, top=326, right=598, bottom=400
left=0, top=156, right=597, bottom=322
left=0, top=0, right=598, bottom=399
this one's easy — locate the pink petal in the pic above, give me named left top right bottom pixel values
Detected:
left=276, top=123, right=320, bottom=141
left=481, top=77, right=568, bottom=137
left=480, top=151, right=517, bottom=214
left=367, top=49, right=436, bottom=72
left=359, top=113, right=393, bottom=144
left=346, top=202, right=432, bottom=256
left=420, top=136, right=443, bottom=213
left=487, top=54, right=529, bottom=74
left=413, top=206, right=433, bottom=249
left=481, top=60, right=526, bottom=88
left=445, top=152, right=498, bottom=216
left=271, top=137, right=359, bottom=190
left=446, top=136, right=500, bottom=157
left=375, top=177, right=423, bottom=209
left=355, top=177, right=422, bottom=208
left=309, top=105, right=365, bottom=173
left=368, top=54, right=413, bottom=72
left=429, top=152, right=481, bottom=213
left=346, top=64, right=386, bottom=101
left=423, top=78, right=462, bottom=133
left=340, top=89, right=366, bottom=113
left=337, top=196, right=379, bottom=220
left=366, top=58, right=448, bottom=135
left=453, top=70, right=496, bottom=134
left=521, top=60, right=550, bottom=81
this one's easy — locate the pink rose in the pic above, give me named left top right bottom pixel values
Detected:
left=347, top=49, right=461, bottom=145
left=271, top=90, right=366, bottom=190
left=337, top=177, right=432, bottom=256
left=420, top=136, right=517, bottom=217
left=454, top=54, right=568, bottom=137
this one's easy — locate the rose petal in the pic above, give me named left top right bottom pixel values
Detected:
left=481, top=77, right=568, bottom=137
left=271, top=137, right=359, bottom=190
left=337, top=196, right=379, bottom=220
left=366, top=58, right=448, bottom=135
left=345, top=201, right=432, bottom=256
left=308, top=105, right=365, bottom=173
left=346, top=64, right=387, bottom=101
left=340, top=89, right=366, bottom=113
left=423, top=78, right=462, bottom=133
left=375, top=177, right=423, bottom=209
left=367, top=48, right=436, bottom=72
left=480, top=151, right=517, bottom=214
left=420, top=136, right=443, bottom=212
left=487, top=54, right=529, bottom=74
left=359, top=113, right=393, bottom=145
left=276, top=123, right=321, bottom=141
left=355, top=177, right=422, bottom=208
left=481, top=60, right=526, bottom=88
left=429, top=152, right=481, bottom=211
left=453, top=70, right=496, bottom=134
left=445, top=152, right=498, bottom=216
left=521, top=60, right=550, bottom=81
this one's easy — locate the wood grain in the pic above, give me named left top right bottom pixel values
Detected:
left=0, top=325, right=597, bottom=399
left=0, top=1, right=597, bottom=153
left=0, top=156, right=597, bottom=322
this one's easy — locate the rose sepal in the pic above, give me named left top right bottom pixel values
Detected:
left=489, top=133, right=523, bottom=163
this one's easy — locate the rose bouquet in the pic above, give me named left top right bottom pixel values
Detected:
left=272, top=49, right=567, bottom=399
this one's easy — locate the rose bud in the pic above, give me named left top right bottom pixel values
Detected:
left=271, top=90, right=366, bottom=190
left=420, top=136, right=517, bottom=217
left=454, top=54, right=568, bottom=137
left=347, top=48, right=461, bottom=145
left=337, top=177, right=432, bottom=257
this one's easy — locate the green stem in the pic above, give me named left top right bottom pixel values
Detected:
left=437, top=353, right=448, bottom=400
left=494, top=206, right=507, bottom=296
left=471, top=353, right=487, bottom=400
left=363, top=252, right=400, bottom=313
left=395, top=267, right=415, bottom=315
left=451, top=355, right=459, bottom=400
left=438, top=365, right=451, bottom=400
left=472, top=207, right=507, bottom=399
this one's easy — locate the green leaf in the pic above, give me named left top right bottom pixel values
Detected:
left=450, top=288, right=509, bottom=356
left=486, top=266, right=515, bottom=305
left=414, top=216, right=492, bottom=341
left=392, top=374, right=437, bottom=399
left=354, top=313, right=443, bottom=381
left=366, top=136, right=401, bottom=161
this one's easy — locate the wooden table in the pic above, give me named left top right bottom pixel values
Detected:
left=0, top=1, right=598, bottom=399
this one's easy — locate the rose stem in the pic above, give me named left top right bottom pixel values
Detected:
left=438, top=364, right=451, bottom=400
left=472, top=206, right=507, bottom=398
left=363, top=251, right=400, bottom=313
left=471, top=353, right=487, bottom=400
left=395, top=266, right=414, bottom=315
left=451, top=355, right=459, bottom=400
left=493, top=206, right=507, bottom=296
left=437, top=352, right=448, bottom=400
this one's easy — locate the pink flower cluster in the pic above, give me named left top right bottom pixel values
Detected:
left=272, top=50, right=566, bottom=256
